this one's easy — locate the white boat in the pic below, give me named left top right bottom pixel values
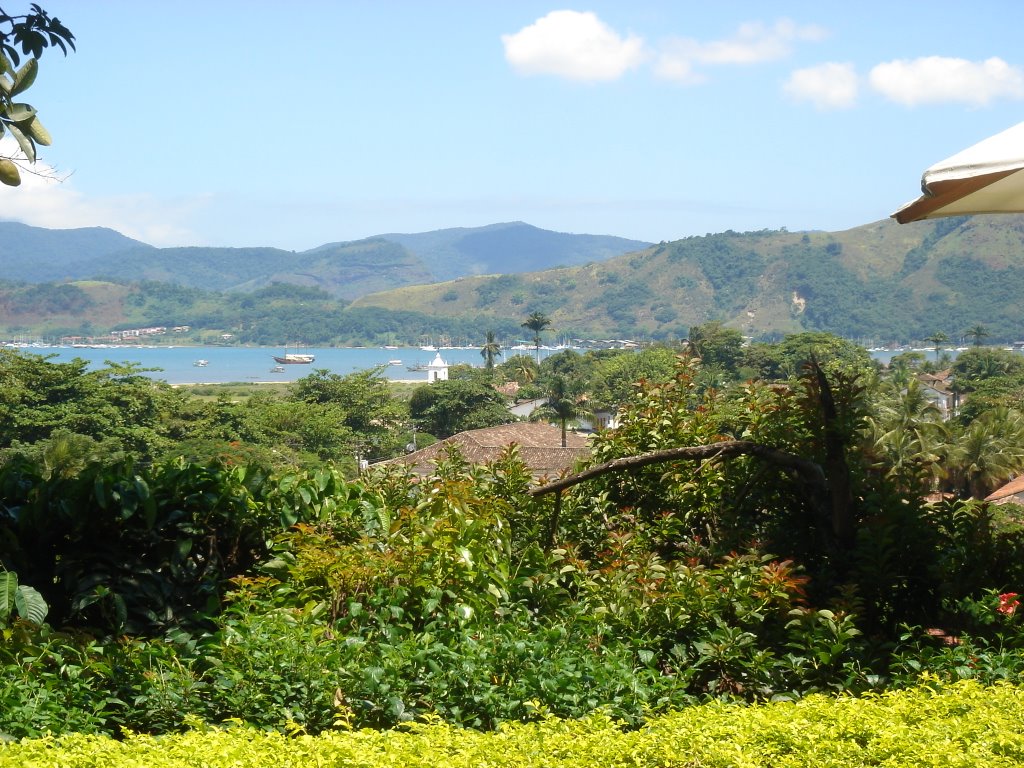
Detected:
left=272, top=352, right=315, bottom=364
left=270, top=365, right=285, bottom=373
left=388, top=359, right=402, bottom=366
left=193, top=359, right=209, bottom=367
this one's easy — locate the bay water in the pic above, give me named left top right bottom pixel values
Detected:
left=11, top=345, right=547, bottom=385
left=7, top=344, right=989, bottom=386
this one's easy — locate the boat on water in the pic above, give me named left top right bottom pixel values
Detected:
left=270, top=365, right=286, bottom=373
left=388, top=359, right=402, bottom=366
left=193, top=359, right=209, bottom=367
left=272, top=352, right=315, bottom=364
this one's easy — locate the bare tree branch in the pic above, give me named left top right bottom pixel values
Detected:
left=529, top=439, right=827, bottom=498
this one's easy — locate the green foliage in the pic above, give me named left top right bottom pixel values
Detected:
left=0, top=350, right=191, bottom=462
left=742, top=332, right=876, bottom=381
left=292, top=368, right=408, bottom=461
left=8, top=329, right=1024, bottom=740
left=519, top=346, right=681, bottom=413
left=0, top=569, right=46, bottom=625
left=952, top=346, right=1024, bottom=390
left=0, top=457, right=365, bottom=635
left=409, top=378, right=513, bottom=439
left=475, top=275, right=524, bottom=308
left=0, top=5, right=74, bottom=186
left=687, top=321, right=745, bottom=371
left=667, top=233, right=765, bottom=313
left=4, top=681, right=1024, bottom=766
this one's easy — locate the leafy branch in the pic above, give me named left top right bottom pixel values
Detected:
left=0, top=3, right=74, bottom=185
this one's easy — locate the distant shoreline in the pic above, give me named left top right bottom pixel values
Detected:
left=172, top=378, right=425, bottom=387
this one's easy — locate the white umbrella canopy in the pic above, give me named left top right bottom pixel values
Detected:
left=893, top=121, right=1024, bottom=223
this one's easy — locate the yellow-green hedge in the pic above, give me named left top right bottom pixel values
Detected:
left=4, top=679, right=1023, bottom=767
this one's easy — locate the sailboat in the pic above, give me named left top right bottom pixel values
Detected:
left=272, top=344, right=315, bottom=364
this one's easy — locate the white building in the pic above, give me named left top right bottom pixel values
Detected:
left=427, top=352, right=449, bottom=383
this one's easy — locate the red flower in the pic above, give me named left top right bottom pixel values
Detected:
left=998, top=592, right=1020, bottom=616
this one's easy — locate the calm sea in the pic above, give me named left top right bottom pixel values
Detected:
left=7, top=344, right=1006, bottom=386
left=7, top=345, right=551, bottom=385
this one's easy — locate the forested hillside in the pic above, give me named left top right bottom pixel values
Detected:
left=0, top=222, right=152, bottom=281
left=354, top=214, right=1024, bottom=343
left=3, top=215, right=1024, bottom=344
left=0, top=221, right=650, bottom=300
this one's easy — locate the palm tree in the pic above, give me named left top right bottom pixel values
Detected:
left=532, top=375, right=587, bottom=447
left=521, top=311, right=552, bottom=364
left=925, top=331, right=950, bottom=362
left=946, top=407, right=1024, bottom=498
left=513, top=357, right=538, bottom=384
left=867, top=379, right=948, bottom=492
left=480, top=330, right=502, bottom=369
left=965, top=324, right=990, bottom=347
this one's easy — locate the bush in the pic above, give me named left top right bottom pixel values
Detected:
left=4, top=681, right=1024, bottom=768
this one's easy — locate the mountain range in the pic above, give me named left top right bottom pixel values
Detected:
left=0, top=221, right=650, bottom=300
left=1, top=215, right=1024, bottom=344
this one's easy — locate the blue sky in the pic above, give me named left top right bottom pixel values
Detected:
left=3, top=1, right=1024, bottom=251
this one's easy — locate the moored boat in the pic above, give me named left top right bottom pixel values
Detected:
left=272, top=353, right=315, bottom=364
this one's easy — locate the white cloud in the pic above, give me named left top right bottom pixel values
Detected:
left=869, top=56, right=1024, bottom=106
left=501, top=10, right=645, bottom=82
left=651, top=53, right=703, bottom=85
left=655, top=19, right=827, bottom=82
left=784, top=62, right=859, bottom=109
left=0, top=138, right=204, bottom=246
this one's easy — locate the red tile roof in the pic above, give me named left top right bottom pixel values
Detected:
left=376, top=422, right=590, bottom=479
left=986, top=476, right=1024, bottom=504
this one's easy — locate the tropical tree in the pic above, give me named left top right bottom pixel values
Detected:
left=687, top=321, right=744, bottom=372
left=952, top=347, right=1024, bottom=388
left=867, top=378, right=948, bottom=492
left=588, top=346, right=678, bottom=411
left=885, top=351, right=927, bottom=390
left=521, top=311, right=552, bottom=363
left=964, top=324, right=990, bottom=347
left=500, top=353, right=538, bottom=385
left=925, top=331, right=950, bottom=362
left=480, top=330, right=502, bottom=369
left=945, top=407, right=1024, bottom=499
left=408, top=378, right=513, bottom=439
left=292, top=367, right=409, bottom=460
left=742, top=332, right=875, bottom=381
left=0, top=4, right=75, bottom=186
left=531, top=374, right=587, bottom=447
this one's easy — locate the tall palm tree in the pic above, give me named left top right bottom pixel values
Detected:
left=521, top=311, right=552, bottom=364
left=925, top=331, right=950, bottom=362
left=480, top=330, right=502, bottom=369
left=532, top=375, right=587, bottom=447
left=965, top=324, right=990, bottom=347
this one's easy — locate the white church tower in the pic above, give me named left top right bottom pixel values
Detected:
left=426, top=352, right=449, bottom=383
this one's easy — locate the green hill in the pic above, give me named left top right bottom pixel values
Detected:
left=373, top=222, right=652, bottom=280
left=0, top=222, right=152, bottom=281
left=351, top=215, right=1024, bottom=343
left=1, top=222, right=651, bottom=300
left=4, top=215, right=1024, bottom=344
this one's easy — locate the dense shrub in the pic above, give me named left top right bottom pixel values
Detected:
left=4, top=681, right=1024, bottom=768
